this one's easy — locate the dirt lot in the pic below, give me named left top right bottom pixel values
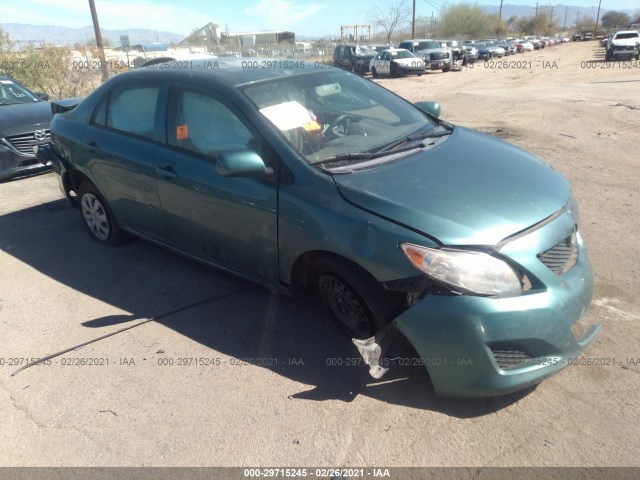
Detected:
left=1, top=40, right=639, bottom=471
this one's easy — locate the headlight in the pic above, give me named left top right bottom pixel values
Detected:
left=400, top=243, right=523, bottom=296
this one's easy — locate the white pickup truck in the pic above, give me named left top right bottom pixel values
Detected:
left=605, top=30, right=640, bottom=61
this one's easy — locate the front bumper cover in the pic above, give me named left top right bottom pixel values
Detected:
left=0, top=144, right=51, bottom=181
left=382, top=210, right=599, bottom=398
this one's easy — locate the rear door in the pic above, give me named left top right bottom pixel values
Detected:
left=83, top=81, right=171, bottom=242
left=154, top=84, right=279, bottom=285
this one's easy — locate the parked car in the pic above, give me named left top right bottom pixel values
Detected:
left=369, top=48, right=425, bottom=77
left=605, top=30, right=640, bottom=61
left=464, top=45, right=479, bottom=63
left=398, top=39, right=452, bottom=72
left=583, top=32, right=594, bottom=41
left=496, top=40, right=516, bottom=55
left=39, top=59, right=599, bottom=399
left=572, top=33, right=584, bottom=41
left=476, top=43, right=505, bottom=60
left=333, top=44, right=377, bottom=74
left=0, top=76, right=54, bottom=181
left=441, top=40, right=469, bottom=64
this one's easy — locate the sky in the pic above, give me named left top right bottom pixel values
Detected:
left=2, top=0, right=639, bottom=37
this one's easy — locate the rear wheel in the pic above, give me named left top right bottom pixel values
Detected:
left=77, top=182, right=127, bottom=245
left=314, top=257, right=390, bottom=340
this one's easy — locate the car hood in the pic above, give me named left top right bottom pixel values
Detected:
left=0, top=101, right=52, bottom=136
left=331, top=126, right=570, bottom=246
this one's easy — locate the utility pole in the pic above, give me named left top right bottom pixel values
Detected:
left=594, top=0, right=602, bottom=32
left=535, top=2, right=539, bottom=17
left=497, top=0, right=504, bottom=35
left=563, top=6, right=568, bottom=31
left=576, top=11, right=580, bottom=28
left=411, top=0, right=416, bottom=39
left=550, top=6, right=554, bottom=29
left=88, top=0, right=109, bottom=82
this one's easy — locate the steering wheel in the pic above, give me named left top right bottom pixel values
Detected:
left=323, top=114, right=352, bottom=139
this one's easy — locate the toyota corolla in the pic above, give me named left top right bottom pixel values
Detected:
left=40, top=59, right=599, bottom=398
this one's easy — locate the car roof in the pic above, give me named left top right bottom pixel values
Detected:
left=116, top=58, right=325, bottom=88
left=614, top=30, right=639, bottom=35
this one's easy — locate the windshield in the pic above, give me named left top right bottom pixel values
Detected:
left=241, top=70, right=436, bottom=164
left=0, top=79, right=40, bottom=106
left=355, top=45, right=375, bottom=55
left=390, top=50, right=416, bottom=59
left=615, top=33, right=639, bottom=40
left=417, top=41, right=442, bottom=50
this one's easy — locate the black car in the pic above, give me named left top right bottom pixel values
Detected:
left=333, top=44, right=377, bottom=74
left=0, top=76, right=52, bottom=181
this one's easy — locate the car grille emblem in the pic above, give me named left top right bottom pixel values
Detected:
left=34, top=130, right=47, bottom=141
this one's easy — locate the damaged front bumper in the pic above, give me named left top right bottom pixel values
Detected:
left=0, top=143, right=51, bottom=181
left=354, top=215, right=599, bottom=399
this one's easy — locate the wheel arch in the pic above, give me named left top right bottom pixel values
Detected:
left=287, top=249, right=407, bottom=315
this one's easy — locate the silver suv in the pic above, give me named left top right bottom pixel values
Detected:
left=398, top=39, right=451, bottom=72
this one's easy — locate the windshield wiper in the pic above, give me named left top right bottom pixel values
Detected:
left=312, top=152, right=378, bottom=166
left=377, top=125, right=452, bottom=153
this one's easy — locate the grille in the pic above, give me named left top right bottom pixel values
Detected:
left=538, top=230, right=578, bottom=275
left=430, top=52, right=448, bottom=60
left=5, top=130, right=50, bottom=155
left=490, top=343, right=534, bottom=370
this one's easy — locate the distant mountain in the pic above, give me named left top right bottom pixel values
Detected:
left=1, top=23, right=185, bottom=47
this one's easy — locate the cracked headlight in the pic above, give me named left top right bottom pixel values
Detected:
left=400, top=243, right=523, bottom=296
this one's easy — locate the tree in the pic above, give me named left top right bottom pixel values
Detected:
left=1, top=27, right=100, bottom=99
left=369, top=0, right=411, bottom=44
left=516, top=12, right=556, bottom=35
left=576, top=16, right=596, bottom=32
left=601, top=11, right=631, bottom=29
left=437, top=3, right=496, bottom=39
left=0, top=26, right=14, bottom=54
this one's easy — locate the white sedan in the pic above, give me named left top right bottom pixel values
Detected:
left=370, top=48, right=425, bottom=77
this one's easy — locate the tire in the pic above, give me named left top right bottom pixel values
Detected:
left=372, top=67, right=378, bottom=78
left=313, top=257, right=390, bottom=340
left=77, top=182, right=127, bottom=245
left=605, top=51, right=612, bottom=62
left=442, top=65, right=450, bottom=72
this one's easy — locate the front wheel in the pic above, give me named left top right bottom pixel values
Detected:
left=78, top=182, right=127, bottom=245
left=314, top=257, right=390, bottom=340
left=371, top=67, right=378, bottom=78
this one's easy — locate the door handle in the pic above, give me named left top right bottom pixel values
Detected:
left=155, top=166, right=178, bottom=179
left=87, top=141, right=98, bottom=153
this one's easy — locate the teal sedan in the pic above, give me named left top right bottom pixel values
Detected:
left=41, top=59, right=599, bottom=398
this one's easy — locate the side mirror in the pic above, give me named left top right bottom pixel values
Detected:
left=216, top=150, right=268, bottom=177
left=36, top=92, right=50, bottom=101
left=414, top=101, right=441, bottom=118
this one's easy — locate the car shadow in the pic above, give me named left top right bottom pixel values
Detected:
left=0, top=197, right=532, bottom=417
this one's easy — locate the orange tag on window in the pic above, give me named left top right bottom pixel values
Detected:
left=176, top=124, right=189, bottom=140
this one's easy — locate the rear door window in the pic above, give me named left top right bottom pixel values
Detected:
left=104, top=86, right=160, bottom=140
